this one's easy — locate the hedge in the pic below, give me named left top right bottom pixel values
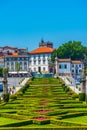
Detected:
left=0, top=120, right=33, bottom=127
left=79, top=93, right=86, bottom=101
left=60, top=112, right=86, bottom=119
left=33, top=118, right=50, bottom=125
left=51, top=119, right=87, bottom=126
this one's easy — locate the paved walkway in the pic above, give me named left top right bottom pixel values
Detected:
left=15, top=78, right=30, bottom=93
left=60, top=76, right=80, bottom=94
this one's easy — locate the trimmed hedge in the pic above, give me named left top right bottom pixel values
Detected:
left=51, top=119, right=87, bottom=126
left=33, top=118, right=50, bottom=125
left=2, top=93, right=9, bottom=102
left=0, top=120, right=33, bottom=127
left=60, top=112, right=86, bottom=119
left=79, top=93, right=86, bottom=101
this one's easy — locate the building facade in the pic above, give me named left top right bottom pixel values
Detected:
left=4, top=53, right=29, bottom=76
left=29, top=40, right=53, bottom=73
left=55, top=58, right=83, bottom=77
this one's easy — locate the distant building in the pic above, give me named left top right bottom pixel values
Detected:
left=0, top=56, right=4, bottom=68
left=29, top=40, right=53, bottom=73
left=39, top=39, right=53, bottom=48
left=3, top=46, right=18, bottom=55
left=4, top=53, right=29, bottom=77
left=55, top=58, right=83, bottom=77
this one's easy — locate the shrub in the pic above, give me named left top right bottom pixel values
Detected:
left=0, top=120, right=33, bottom=127
left=20, top=83, right=30, bottom=94
left=33, top=117, right=50, bottom=125
left=65, top=87, right=69, bottom=92
left=10, top=94, right=17, bottom=100
left=79, top=93, right=86, bottom=101
left=72, top=94, right=79, bottom=99
left=2, top=93, right=9, bottom=102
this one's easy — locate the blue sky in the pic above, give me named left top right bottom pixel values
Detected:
left=0, top=0, right=87, bottom=51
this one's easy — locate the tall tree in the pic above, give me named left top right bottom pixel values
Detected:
left=51, top=41, right=87, bottom=61
left=0, top=68, right=3, bottom=77
left=2, top=68, right=9, bottom=102
left=3, top=68, right=8, bottom=94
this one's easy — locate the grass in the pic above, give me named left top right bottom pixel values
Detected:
left=0, top=117, right=19, bottom=125
left=64, top=116, right=87, bottom=124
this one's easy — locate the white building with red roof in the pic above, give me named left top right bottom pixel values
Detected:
left=29, top=40, right=53, bottom=73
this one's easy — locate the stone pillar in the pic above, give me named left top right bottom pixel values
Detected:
left=55, top=57, right=58, bottom=76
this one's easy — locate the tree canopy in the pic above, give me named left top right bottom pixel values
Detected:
left=51, top=41, right=87, bottom=62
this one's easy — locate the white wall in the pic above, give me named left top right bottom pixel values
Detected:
left=58, top=62, right=71, bottom=74
left=29, top=53, right=51, bottom=73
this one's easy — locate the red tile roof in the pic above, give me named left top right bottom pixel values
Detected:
left=30, top=47, right=53, bottom=54
left=72, top=60, right=82, bottom=64
left=58, top=58, right=71, bottom=62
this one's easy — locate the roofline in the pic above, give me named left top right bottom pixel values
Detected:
left=29, top=52, right=52, bottom=55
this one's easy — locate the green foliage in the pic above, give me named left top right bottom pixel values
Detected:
left=0, top=67, right=3, bottom=77
left=15, top=62, right=20, bottom=74
left=20, top=83, right=30, bottom=94
left=71, top=93, right=79, bottom=99
left=0, top=120, right=32, bottom=127
left=10, top=94, right=17, bottom=100
left=51, top=119, right=87, bottom=126
left=51, top=41, right=87, bottom=61
left=79, top=93, right=86, bottom=101
left=2, top=93, right=9, bottom=102
left=33, top=118, right=50, bottom=125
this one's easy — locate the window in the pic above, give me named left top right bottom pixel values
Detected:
left=59, top=65, right=61, bottom=69
left=34, top=56, right=36, bottom=59
left=38, top=61, right=41, bottom=64
left=24, top=66, right=27, bottom=70
left=79, top=70, right=81, bottom=72
left=7, top=62, right=9, bottom=65
left=43, top=60, right=45, bottom=64
left=64, top=64, right=67, bottom=69
left=34, top=61, right=36, bottom=65
left=79, top=64, right=81, bottom=67
left=20, top=62, right=22, bottom=65
left=24, top=62, right=27, bottom=65
left=11, top=62, right=14, bottom=65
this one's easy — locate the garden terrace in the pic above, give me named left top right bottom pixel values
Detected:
left=0, top=78, right=87, bottom=129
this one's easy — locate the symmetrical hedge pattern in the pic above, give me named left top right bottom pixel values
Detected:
left=0, top=78, right=87, bottom=129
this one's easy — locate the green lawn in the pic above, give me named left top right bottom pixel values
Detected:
left=0, top=117, right=19, bottom=125
left=64, top=116, right=87, bottom=124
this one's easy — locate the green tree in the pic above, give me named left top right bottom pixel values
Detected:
left=0, top=68, right=3, bottom=77
left=51, top=41, right=87, bottom=61
left=15, top=62, right=20, bottom=76
left=2, top=68, right=9, bottom=102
